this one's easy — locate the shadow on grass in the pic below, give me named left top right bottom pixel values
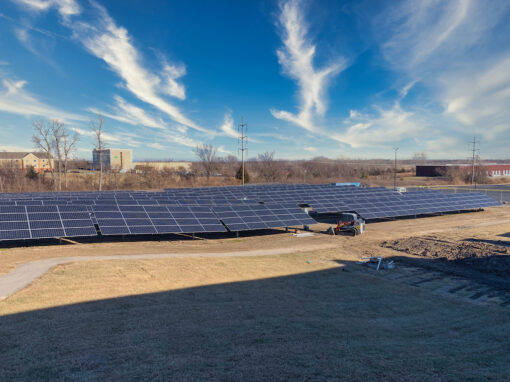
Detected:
left=1, top=262, right=509, bottom=381
left=463, top=238, right=510, bottom=247
left=311, top=209, right=483, bottom=225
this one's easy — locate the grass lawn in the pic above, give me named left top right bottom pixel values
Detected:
left=1, top=252, right=509, bottom=381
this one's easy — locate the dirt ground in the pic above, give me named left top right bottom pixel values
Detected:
left=1, top=206, right=510, bottom=381
left=383, top=236, right=510, bottom=277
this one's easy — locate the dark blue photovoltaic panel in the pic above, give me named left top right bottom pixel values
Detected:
left=0, top=230, right=31, bottom=240
left=0, top=185, right=502, bottom=239
left=0, top=221, right=29, bottom=230
left=100, top=226, right=130, bottom=235
left=212, top=203, right=315, bottom=231
left=91, top=204, right=226, bottom=235
left=0, top=205, right=97, bottom=241
left=64, top=227, right=97, bottom=236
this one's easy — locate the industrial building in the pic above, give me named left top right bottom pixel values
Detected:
left=134, top=161, right=192, bottom=172
left=92, top=149, right=132, bottom=171
left=0, top=152, right=53, bottom=173
left=416, top=164, right=510, bottom=177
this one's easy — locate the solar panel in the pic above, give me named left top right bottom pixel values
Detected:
left=0, top=185, right=502, bottom=239
left=91, top=204, right=226, bottom=235
left=212, top=203, right=315, bottom=231
left=0, top=205, right=96, bottom=241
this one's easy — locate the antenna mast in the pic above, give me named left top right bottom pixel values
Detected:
left=470, top=136, right=479, bottom=185
left=238, top=117, right=248, bottom=185
left=393, top=147, right=399, bottom=190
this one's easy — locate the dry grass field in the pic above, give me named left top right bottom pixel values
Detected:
left=1, top=207, right=510, bottom=380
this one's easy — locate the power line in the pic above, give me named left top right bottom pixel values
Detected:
left=470, top=136, right=480, bottom=185
left=238, top=117, right=248, bottom=186
left=393, top=147, right=399, bottom=189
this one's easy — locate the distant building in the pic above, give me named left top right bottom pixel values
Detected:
left=92, top=149, right=132, bottom=171
left=0, top=152, right=53, bottom=173
left=134, top=161, right=192, bottom=172
left=416, top=164, right=510, bottom=177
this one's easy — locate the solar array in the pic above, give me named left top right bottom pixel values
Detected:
left=334, top=191, right=500, bottom=219
left=212, top=203, right=316, bottom=231
left=0, top=205, right=96, bottom=241
left=91, top=204, right=226, bottom=235
left=0, top=183, right=501, bottom=242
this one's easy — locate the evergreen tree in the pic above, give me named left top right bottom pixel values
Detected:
left=235, top=165, right=250, bottom=183
left=25, top=165, right=38, bottom=180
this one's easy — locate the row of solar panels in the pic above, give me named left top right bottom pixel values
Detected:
left=310, top=193, right=500, bottom=218
left=0, top=184, right=502, bottom=242
left=0, top=183, right=353, bottom=198
left=0, top=188, right=407, bottom=205
left=0, top=184, right=384, bottom=200
left=0, top=203, right=317, bottom=241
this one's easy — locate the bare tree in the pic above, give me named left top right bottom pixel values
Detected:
left=412, top=152, right=428, bottom=165
left=50, top=120, right=66, bottom=191
left=194, top=144, right=218, bottom=181
left=257, top=151, right=284, bottom=183
left=90, top=114, right=106, bottom=191
left=62, top=129, right=79, bottom=190
left=32, top=120, right=57, bottom=190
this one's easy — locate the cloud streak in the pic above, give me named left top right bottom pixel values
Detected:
left=0, top=77, right=86, bottom=122
left=271, top=0, right=346, bottom=132
left=12, top=0, right=81, bottom=17
left=70, top=3, right=210, bottom=134
left=442, top=54, right=510, bottom=139
left=219, top=111, right=237, bottom=139
left=88, top=95, right=166, bottom=129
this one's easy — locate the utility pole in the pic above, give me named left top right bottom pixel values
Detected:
left=238, top=117, right=248, bottom=186
left=393, top=147, right=399, bottom=190
left=470, top=136, right=479, bottom=185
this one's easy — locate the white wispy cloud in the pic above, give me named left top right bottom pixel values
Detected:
left=13, top=26, right=61, bottom=70
left=219, top=111, right=237, bottom=139
left=166, top=135, right=198, bottom=148
left=217, top=146, right=231, bottom=155
left=72, top=127, right=143, bottom=147
left=363, top=0, right=510, bottom=157
left=304, top=146, right=316, bottom=152
left=333, top=100, right=422, bottom=148
left=11, top=0, right=226, bottom=153
left=379, top=0, right=471, bottom=69
left=271, top=0, right=346, bottom=132
left=423, top=136, right=464, bottom=157
left=442, top=55, right=510, bottom=140
left=176, top=125, right=188, bottom=134
left=12, top=0, right=81, bottom=17
left=88, top=95, right=166, bottom=129
left=70, top=2, right=210, bottom=134
left=0, top=144, right=34, bottom=152
left=161, top=63, right=186, bottom=100
left=0, top=77, right=86, bottom=122
left=148, top=142, right=165, bottom=150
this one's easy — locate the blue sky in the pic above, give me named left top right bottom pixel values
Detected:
left=1, top=0, right=510, bottom=161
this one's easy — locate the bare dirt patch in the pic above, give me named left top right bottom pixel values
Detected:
left=382, top=236, right=510, bottom=277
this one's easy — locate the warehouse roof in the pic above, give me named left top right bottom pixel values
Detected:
left=0, top=152, right=52, bottom=159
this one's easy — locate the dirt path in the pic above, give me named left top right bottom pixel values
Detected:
left=0, top=243, right=336, bottom=300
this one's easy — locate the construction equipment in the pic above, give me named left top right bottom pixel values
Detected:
left=329, top=212, right=365, bottom=236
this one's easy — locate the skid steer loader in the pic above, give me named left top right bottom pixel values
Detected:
left=328, top=212, right=365, bottom=236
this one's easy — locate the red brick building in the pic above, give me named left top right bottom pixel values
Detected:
left=416, top=164, right=510, bottom=177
